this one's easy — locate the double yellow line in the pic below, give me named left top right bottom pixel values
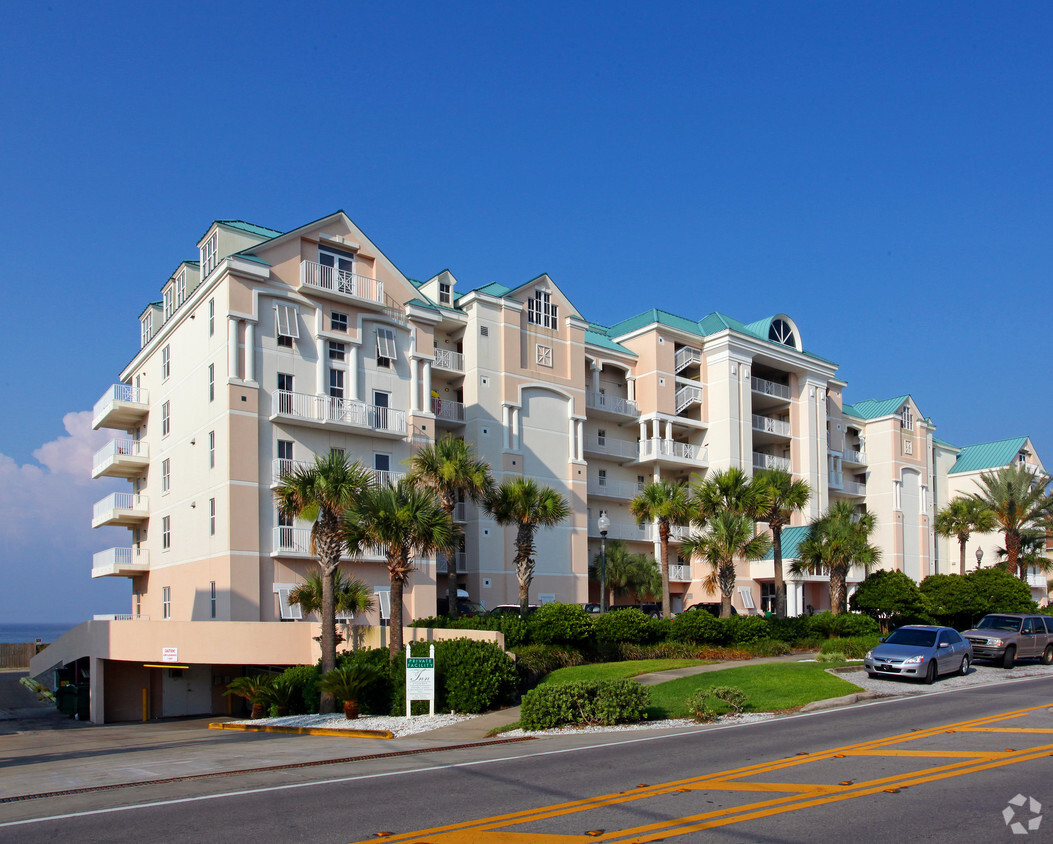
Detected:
left=352, top=703, right=1053, bottom=843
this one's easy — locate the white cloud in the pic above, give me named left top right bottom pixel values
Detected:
left=0, top=411, right=129, bottom=622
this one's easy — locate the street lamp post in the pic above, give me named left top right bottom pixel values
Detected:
left=975, top=547, right=984, bottom=570
left=598, top=511, right=610, bottom=613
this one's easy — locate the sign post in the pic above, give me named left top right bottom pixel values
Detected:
left=405, top=645, right=435, bottom=717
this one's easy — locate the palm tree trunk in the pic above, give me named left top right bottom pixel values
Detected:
left=719, top=562, right=736, bottom=618
left=388, top=574, right=405, bottom=660
left=443, top=498, right=459, bottom=619
left=1006, top=532, right=1020, bottom=577
left=830, top=571, right=846, bottom=615
left=319, top=563, right=337, bottom=714
left=658, top=521, right=671, bottom=620
left=517, top=525, right=535, bottom=614
left=772, top=524, right=786, bottom=619
left=959, top=537, right=967, bottom=576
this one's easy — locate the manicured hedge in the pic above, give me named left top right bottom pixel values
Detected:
left=520, top=680, right=650, bottom=730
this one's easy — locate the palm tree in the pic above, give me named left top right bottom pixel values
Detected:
left=682, top=511, right=770, bottom=618
left=288, top=569, right=375, bottom=635
left=485, top=478, right=570, bottom=614
left=791, top=501, right=881, bottom=614
left=344, top=478, right=455, bottom=659
left=753, top=469, right=811, bottom=618
left=630, top=480, right=696, bottom=619
left=274, top=451, right=373, bottom=712
left=693, top=467, right=759, bottom=518
left=969, top=465, right=1052, bottom=577
left=589, top=540, right=660, bottom=606
left=935, top=496, right=996, bottom=575
left=408, top=434, right=494, bottom=617
left=996, top=529, right=1053, bottom=584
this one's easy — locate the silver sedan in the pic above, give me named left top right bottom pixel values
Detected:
left=863, top=625, right=973, bottom=684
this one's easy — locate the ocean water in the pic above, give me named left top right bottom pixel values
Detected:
left=0, top=623, right=78, bottom=644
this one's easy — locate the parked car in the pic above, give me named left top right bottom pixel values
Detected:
left=863, top=625, right=972, bottom=684
left=680, top=602, right=738, bottom=617
left=581, top=603, right=602, bottom=614
left=608, top=603, right=662, bottom=618
left=487, top=604, right=538, bottom=617
left=961, top=613, right=1053, bottom=668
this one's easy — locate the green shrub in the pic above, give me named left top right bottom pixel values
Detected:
left=669, top=609, right=726, bottom=644
left=592, top=608, right=661, bottom=645
left=819, top=635, right=879, bottom=659
left=806, top=612, right=879, bottom=639
left=528, top=603, right=595, bottom=646
left=723, top=615, right=772, bottom=645
left=815, top=651, right=846, bottom=663
left=437, top=639, right=518, bottom=713
left=520, top=680, right=650, bottom=730
left=744, top=638, right=792, bottom=657
left=409, top=615, right=531, bottom=648
left=512, top=644, right=586, bottom=688
left=277, top=664, right=321, bottom=714
left=767, top=616, right=813, bottom=644
left=335, top=648, right=394, bottom=716
left=686, top=685, right=748, bottom=722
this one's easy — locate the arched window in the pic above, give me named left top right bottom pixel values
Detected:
left=769, top=318, right=796, bottom=347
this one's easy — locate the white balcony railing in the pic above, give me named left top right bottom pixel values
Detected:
left=299, top=259, right=385, bottom=306
left=675, top=384, right=703, bottom=414
left=273, top=526, right=313, bottom=555
left=750, top=376, right=791, bottom=400
left=373, top=469, right=406, bottom=487
left=752, top=414, right=791, bottom=436
left=584, top=435, right=640, bottom=460
left=843, top=481, right=867, bottom=496
left=753, top=452, right=791, bottom=472
left=668, top=564, right=691, bottom=582
left=1026, top=571, right=1049, bottom=589
left=433, top=348, right=465, bottom=372
left=586, top=390, right=639, bottom=417
left=92, top=493, right=149, bottom=521
left=638, top=439, right=707, bottom=463
left=588, top=477, right=646, bottom=499
left=452, top=501, right=467, bottom=522
left=273, top=390, right=407, bottom=435
left=93, top=384, right=149, bottom=423
left=674, top=346, right=701, bottom=373
left=432, top=397, right=466, bottom=423
left=844, top=448, right=867, bottom=465
left=829, top=472, right=844, bottom=490
left=272, top=458, right=312, bottom=483
left=435, top=551, right=467, bottom=574
left=92, top=547, right=149, bottom=571
left=590, top=518, right=650, bottom=541
left=93, top=614, right=149, bottom=621
left=92, top=439, right=149, bottom=475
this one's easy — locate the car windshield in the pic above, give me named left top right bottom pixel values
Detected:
left=885, top=629, right=937, bottom=648
left=976, top=616, right=1023, bottom=632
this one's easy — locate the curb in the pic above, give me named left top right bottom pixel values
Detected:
left=209, top=722, right=393, bottom=739
left=799, top=691, right=879, bottom=712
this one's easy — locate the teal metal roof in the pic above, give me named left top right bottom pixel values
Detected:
left=584, top=324, right=636, bottom=356
left=472, top=282, right=513, bottom=297
left=762, top=525, right=811, bottom=561
left=932, top=437, right=959, bottom=449
left=217, top=220, right=284, bottom=238
left=949, top=437, right=1028, bottom=475
left=232, top=251, right=271, bottom=266
left=842, top=395, right=911, bottom=420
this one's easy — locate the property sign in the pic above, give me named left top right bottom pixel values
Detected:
left=162, top=647, right=178, bottom=663
left=405, top=645, right=435, bottom=716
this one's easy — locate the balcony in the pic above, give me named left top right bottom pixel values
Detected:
left=674, top=347, right=701, bottom=373
left=638, top=439, right=708, bottom=466
left=844, top=448, right=867, bottom=465
left=753, top=452, right=791, bottom=472
left=1026, top=571, right=1049, bottom=589
left=589, top=517, right=650, bottom=542
left=271, top=458, right=405, bottom=488
left=452, top=501, right=468, bottom=523
left=675, top=385, right=703, bottom=414
left=584, top=434, right=639, bottom=461
left=92, top=493, right=149, bottom=528
left=588, top=476, right=645, bottom=500
left=841, top=481, right=867, bottom=497
left=432, top=397, right=466, bottom=425
left=752, top=414, right=791, bottom=437
left=435, top=551, right=467, bottom=574
left=93, top=614, right=149, bottom=621
left=298, top=260, right=406, bottom=324
left=91, top=547, right=149, bottom=578
left=92, top=439, right=149, bottom=479
left=750, top=376, right=791, bottom=401
left=93, top=384, right=149, bottom=431
left=669, top=564, right=691, bottom=582
left=373, top=469, right=407, bottom=487
left=432, top=349, right=465, bottom=373
left=586, top=390, right=639, bottom=418
left=271, top=390, right=407, bottom=438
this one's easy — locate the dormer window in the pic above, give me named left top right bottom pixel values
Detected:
left=900, top=405, right=914, bottom=431
left=140, top=315, right=152, bottom=348
left=175, top=269, right=187, bottom=307
left=527, top=289, right=558, bottom=329
left=1018, top=450, right=1030, bottom=465
left=163, top=287, right=174, bottom=321
left=439, top=281, right=452, bottom=306
left=200, top=233, right=218, bottom=278
left=769, top=318, right=796, bottom=347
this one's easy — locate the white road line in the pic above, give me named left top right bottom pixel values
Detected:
left=3, top=672, right=1051, bottom=829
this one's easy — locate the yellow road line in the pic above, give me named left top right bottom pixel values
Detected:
left=958, top=727, right=1053, bottom=733
left=842, top=749, right=1008, bottom=758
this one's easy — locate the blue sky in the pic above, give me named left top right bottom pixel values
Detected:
left=1, top=2, right=1051, bottom=622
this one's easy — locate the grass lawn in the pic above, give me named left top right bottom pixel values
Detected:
left=538, top=659, right=714, bottom=685
left=646, top=662, right=861, bottom=719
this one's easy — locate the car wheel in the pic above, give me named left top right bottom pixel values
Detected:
left=924, top=661, right=937, bottom=685
left=1003, top=646, right=1016, bottom=669
left=1042, top=646, right=1053, bottom=666
left=959, top=655, right=970, bottom=676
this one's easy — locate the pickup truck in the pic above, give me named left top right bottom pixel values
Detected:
left=961, top=613, right=1053, bottom=668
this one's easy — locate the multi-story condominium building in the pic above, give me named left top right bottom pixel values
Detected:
left=34, top=210, right=1046, bottom=722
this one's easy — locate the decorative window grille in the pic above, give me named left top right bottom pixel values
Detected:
left=527, top=289, right=558, bottom=329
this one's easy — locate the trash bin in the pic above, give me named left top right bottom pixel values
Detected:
left=56, top=685, right=76, bottom=717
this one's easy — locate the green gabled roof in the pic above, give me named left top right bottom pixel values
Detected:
left=472, top=282, right=513, bottom=297
left=949, top=437, right=1029, bottom=475
left=607, top=308, right=703, bottom=338
left=842, top=395, right=911, bottom=420
left=584, top=324, right=636, bottom=356
left=231, top=251, right=271, bottom=266
left=217, top=220, right=285, bottom=238
left=762, top=525, right=811, bottom=561
left=932, top=437, right=959, bottom=449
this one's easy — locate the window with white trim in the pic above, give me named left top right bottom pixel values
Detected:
left=275, top=304, right=299, bottom=342
left=277, top=440, right=293, bottom=461
left=162, top=515, right=171, bottom=550
left=175, top=269, right=186, bottom=307
left=208, top=298, right=215, bottom=336
left=161, top=401, right=170, bottom=437
left=329, top=368, right=344, bottom=399
left=161, top=458, right=170, bottom=494
left=329, top=341, right=346, bottom=361
left=141, top=315, right=152, bottom=348
left=208, top=363, right=215, bottom=401
left=274, top=584, right=303, bottom=620
left=161, top=345, right=170, bottom=380
left=163, top=287, right=174, bottom=321
left=208, top=430, right=215, bottom=468
left=162, top=586, right=171, bottom=619
left=900, top=405, right=914, bottom=431
left=439, top=281, right=452, bottom=305
left=376, top=327, right=397, bottom=362
left=209, top=498, right=216, bottom=536
left=331, top=311, right=348, bottom=332
left=200, top=232, right=218, bottom=277
left=536, top=344, right=552, bottom=367
left=527, top=289, right=558, bottom=329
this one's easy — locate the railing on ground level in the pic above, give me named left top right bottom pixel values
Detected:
left=753, top=452, right=791, bottom=472
left=752, top=414, right=790, bottom=436
left=93, top=384, right=149, bottom=418
left=433, top=348, right=465, bottom=372
left=586, top=390, right=639, bottom=417
left=750, top=376, right=791, bottom=400
left=93, top=493, right=149, bottom=520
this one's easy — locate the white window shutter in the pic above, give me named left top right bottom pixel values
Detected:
left=375, top=588, right=391, bottom=620
left=275, top=305, right=300, bottom=339
left=738, top=587, right=756, bottom=611
left=375, top=328, right=397, bottom=361
left=274, top=584, right=303, bottom=620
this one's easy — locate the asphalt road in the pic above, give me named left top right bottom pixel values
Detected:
left=4, top=674, right=1053, bottom=842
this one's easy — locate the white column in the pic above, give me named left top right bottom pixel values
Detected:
left=512, top=407, right=520, bottom=450
left=627, top=376, right=635, bottom=401
left=410, top=359, right=420, bottom=412
left=664, top=420, right=673, bottom=441
left=349, top=345, right=360, bottom=401
left=227, top=317, right=239, bottom=380
left=576, top=420, right=584, bottom=461
left=244, top=322, right=256, bottom=383
left=316, top=344, right=327, bottom=395
left=422, top=362, right=432, bottom=413
left=89, top=656, right=105, bottom=724
left=590, top=361, right=600, bottom=393
left=568, top=416, right=576, bottom=461
left=502, top=405, right=511, bottom=450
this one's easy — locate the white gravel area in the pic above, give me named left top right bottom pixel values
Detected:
left=835, top=661, right=1053, bottom=696
left=230, top=712, right=475, bottom=737
left=502, top=711, right=778, bottom=738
